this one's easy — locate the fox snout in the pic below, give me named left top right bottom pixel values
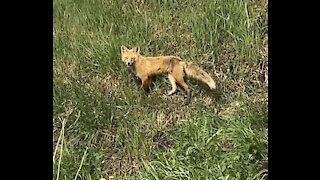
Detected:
left=126, top=58, right=136, bottom=66
left=127, top=61, right=135, bottom=66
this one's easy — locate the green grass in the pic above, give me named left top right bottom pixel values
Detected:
left=53, top=0, right=268, bottom=179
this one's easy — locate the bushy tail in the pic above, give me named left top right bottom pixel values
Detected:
left=183, top=62, right=216, bottom=89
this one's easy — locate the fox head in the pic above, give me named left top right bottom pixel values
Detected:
left=120, top=46, right=140, bottom=66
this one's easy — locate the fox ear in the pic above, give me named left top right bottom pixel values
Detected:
left=135, top=47, right=140, bottom=54
left=121, top=45, right=128, bottom=54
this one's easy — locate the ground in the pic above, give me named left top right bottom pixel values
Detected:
left=53, top=0, right=268, bottom=179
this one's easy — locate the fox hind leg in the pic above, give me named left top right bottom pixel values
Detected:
left=176, top=78, right=191, bottom=105
left=171, top=65, right=192, bottom=104
left=167, top=74, right=177, bottom=96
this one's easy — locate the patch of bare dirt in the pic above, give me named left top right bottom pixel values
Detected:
left=91, top=74, right=120, bottom=97
left=218, top=101, right=243, bottom=120
left=54, top=62, right=79, bottom=85
left=100, top=126, right=142, bottom=177
left=152, top=130, right=172, bottom=150
left=102, top=149, right=141, bottom=177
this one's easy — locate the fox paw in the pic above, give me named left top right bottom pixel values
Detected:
left=167, top=90, right=177, bottom=96
left=167, top=92, right=174, bottom=96
left=184, top=99, right=190, bottom=105
left=184, top=94, right=192, bottom=105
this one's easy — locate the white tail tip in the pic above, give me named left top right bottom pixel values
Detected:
left=208, top=81, right=216, bottom=90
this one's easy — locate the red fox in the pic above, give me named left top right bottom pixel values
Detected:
left=120, top=46, right=216, bottom=104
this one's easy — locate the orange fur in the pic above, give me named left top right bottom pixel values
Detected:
left=120, top=46, right=216, bottom=104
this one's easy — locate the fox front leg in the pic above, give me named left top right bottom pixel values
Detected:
left=140, top=76, right=151, bottom=92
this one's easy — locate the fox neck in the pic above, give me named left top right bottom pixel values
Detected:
left=129, top=55, right=142, bottom=73
left=136, top=54, right=143, bottom=62
left=135, top=54, right=148, bottom=64
left=137, top=55, right=157, bottom=61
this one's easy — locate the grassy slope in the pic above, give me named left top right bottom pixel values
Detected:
left=53, top=0, right=268, bottom=179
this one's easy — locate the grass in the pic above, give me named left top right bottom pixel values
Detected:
left=53, top=0, right=268, bottom=179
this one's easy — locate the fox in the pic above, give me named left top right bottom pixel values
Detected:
left=120, top=45, right=216, bottom=104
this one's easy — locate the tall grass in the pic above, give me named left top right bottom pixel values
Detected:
left=53, top=0, right=268, bottom=179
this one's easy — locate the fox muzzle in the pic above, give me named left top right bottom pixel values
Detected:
left=127, top=61, right=135, bottom=66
